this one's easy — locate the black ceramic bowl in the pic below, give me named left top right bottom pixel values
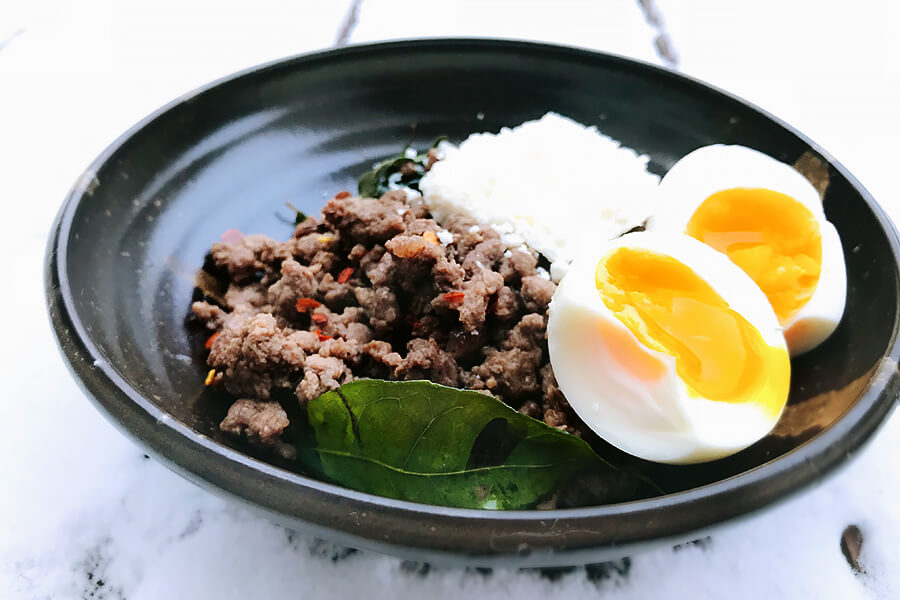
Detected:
left=46, top=39, right=900, bottom=567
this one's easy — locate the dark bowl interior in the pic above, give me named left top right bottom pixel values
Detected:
left=46, top=39, right=900, bottom=567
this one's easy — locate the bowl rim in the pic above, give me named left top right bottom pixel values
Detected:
left=45, top=37, right=900, bottom=561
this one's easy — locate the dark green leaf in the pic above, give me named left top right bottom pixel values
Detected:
left=466, top=416, right=527, bottom=469
left=299, top=379, right=613, bottom=509
left=285, top=202, right=307, bottom=225
left=358, top=155, right=425, bottom=198
left=357, top=164, right=384, bottom=198
left=357, top=138, right=447, bottom=198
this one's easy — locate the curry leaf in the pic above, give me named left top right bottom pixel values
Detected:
left=285, top=202, right=307, bottom=225
left=357, top=137, right=447, bottom=198
left=358, top=155, right=423, bottom=198
left=299, top=379, right=614, bottom=509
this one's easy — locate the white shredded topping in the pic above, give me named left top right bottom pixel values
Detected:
left=536, top=267, right=551, bottom=281
left=436, top=230, right=454, bottom=245
left=467, top=225, right=481, bottom=233
left=550, top=261, right=569, bottom=282
left=504, top=232, right=525, bottom=246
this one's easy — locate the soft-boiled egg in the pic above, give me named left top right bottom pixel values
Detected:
left=547, top=232, right=790, bottom=464
left=647, top=144, right=846, bottom=355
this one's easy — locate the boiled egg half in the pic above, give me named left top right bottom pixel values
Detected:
left=648, top=145, right=846, bottom=355
left=547, top=232, right=790, bottom=464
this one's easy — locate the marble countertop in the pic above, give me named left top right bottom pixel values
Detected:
left=2, top=1, right=898, bottom=597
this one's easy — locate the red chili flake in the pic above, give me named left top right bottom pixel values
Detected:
left=311, top=313, right=328, bottom=325
left=315, top=329, right=333, bottom=342
left=335, top=190, right=352, bottom=199
left=204, top=332, right=219, bottom=349
left=405, top=314, right=421, bottom=330
left=443, top=291, right=465, bottom=304
left=295, top=297, right=321, bottom=313
left=337, top=267, right=355, bottom=284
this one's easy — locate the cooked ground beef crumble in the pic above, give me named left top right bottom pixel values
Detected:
left=190, top=189, right=585, bottom=453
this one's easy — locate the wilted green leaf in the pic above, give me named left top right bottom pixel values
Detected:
left=357, top=137, right=448, bottom=198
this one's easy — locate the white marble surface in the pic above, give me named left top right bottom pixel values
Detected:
left=2, top=1, right=898, bottom=598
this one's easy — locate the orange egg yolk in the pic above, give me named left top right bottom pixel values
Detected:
left=595, top=247, right=789, bottom=414
left=685, top=187, right=822, bottom=324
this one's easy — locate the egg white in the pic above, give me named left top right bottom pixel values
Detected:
left=647, top=144, right=846, bottom=355
left=547, top=232, right=790, bottom=464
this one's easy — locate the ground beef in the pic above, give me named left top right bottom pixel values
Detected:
left=363, top=340, right=403, bottom=369
left=492, top=286, right=520, bottom=320
left=322, top=195, right=406, bottom=244
left=205, top=310, right=308, bottom=400
left=521, top=275, right=557, bottom=312
left=499, top=249, right=538, bottom=284
left=267, top=259, right=320, bottom=316
left=225, top=283, right=270, bottom=312
left=395, top=338, right=459, bottom=387
left=210, top=234, right=291, bottom=284
left=297, top=354, right=351, bottom=403
left=471, top=314, right=546, bottom=401
left=191, top=300, right=225, bottom=330
left=191, top=189, right=583, bottom=450
left=220, top=398, right=289, bottom=445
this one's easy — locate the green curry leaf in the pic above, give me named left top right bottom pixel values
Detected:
left=357, top=137, right=448, bottom=198
left=299, top=379, right=615, bottom=509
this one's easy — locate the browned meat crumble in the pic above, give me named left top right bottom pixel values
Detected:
left=191, top=190, right=583, bottom=451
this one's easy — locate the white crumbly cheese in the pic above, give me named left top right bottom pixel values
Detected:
left=436, top=229, right=454, bottom=245
left=420, top=112, right=659, bottom=281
